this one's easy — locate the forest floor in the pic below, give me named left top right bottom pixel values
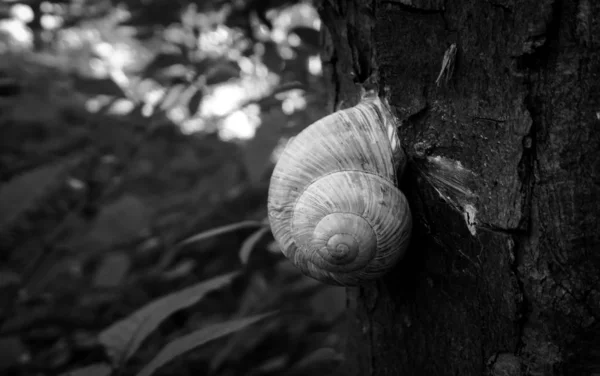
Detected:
left=0, top=57, right=345, bottom=376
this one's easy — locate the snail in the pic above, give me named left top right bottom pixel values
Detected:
left=267, top=92, right=413, bottom=286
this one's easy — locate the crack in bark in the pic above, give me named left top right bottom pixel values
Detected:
left=514, top=0, right=561, bottom=69
left=379, top=0, right=456, bottom=32
left=471, top=116, right=507, bottom=124
left=380, top=0, right=444, bottom=14
left=477, top=222, right=527, bottom=236
left=512, top=0, right=565, bottom=363
left=511, top=85, right=540, bottom=355
left=511, top=233, right=531, bottom=355
left=512, top=77, right=538, bottom=364
left=488, top=0, right=514, bottom=13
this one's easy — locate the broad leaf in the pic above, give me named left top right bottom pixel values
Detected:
left=60, top=363, right=112, bottom=376
left=98, top=271, right=241, bottom=365
left=186, top=89, right=203, bottom=116
left=286, top=347, right=344, bottom=376
left=135, top=312, right=277, bottom=376
left=204, top=62, right=241, bottom=86
left=239, top=227, right=269, bottom=265
left=177, top=220, right=266, bottom=248
left=142, top=53, right=188, bottom=79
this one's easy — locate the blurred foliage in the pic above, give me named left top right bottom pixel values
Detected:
left=0, top=0, right=346, bottom=376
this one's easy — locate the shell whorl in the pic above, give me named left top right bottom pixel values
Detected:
left=268, top=97, right=412, bottom=286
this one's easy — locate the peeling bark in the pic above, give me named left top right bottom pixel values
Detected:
left=319, top=0, right=600, bottom=374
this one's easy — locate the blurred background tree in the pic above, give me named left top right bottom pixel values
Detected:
left=0, top=1, right=347, bottom=376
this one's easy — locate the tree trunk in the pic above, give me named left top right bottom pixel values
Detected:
left=318, top=0, right=600, bottom=375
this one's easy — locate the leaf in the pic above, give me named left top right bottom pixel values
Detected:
left=135, top=312, right=277, bottom=376
left=250, top=356, right=288, bottom=374
left=142, top=53, right=187, bottom=79
left=239, top=227, right=269, bottom=265
left=186, top=89, right=203, bottom=117
left=286, top=348, right=344, bottom=376
left=98, top=271, right=241, bottom=366
left=209, top=275, right=273, bottom=371
left=157, top=83, right=186, bottom=110
left=177, top=220, right=266, bottom=248
left=60, top=363, right=112, bottom=376
left=160, top=260, right=196, bottom=280
left=204, top=62, right=241, bottom=86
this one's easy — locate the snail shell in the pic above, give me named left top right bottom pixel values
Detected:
left=267, top=96, right=412, bottom=286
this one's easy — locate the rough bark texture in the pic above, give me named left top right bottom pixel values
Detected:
left=319, top=0, right=600, bottom=375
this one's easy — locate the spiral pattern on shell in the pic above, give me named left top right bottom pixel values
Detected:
left=267, top=97, right=412, bottom=286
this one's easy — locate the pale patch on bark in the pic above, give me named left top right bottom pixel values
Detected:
left=420, top=155, right=478, bottom=235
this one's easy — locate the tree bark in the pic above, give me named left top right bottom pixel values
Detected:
left=319, top=0, right=600, bottom=375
